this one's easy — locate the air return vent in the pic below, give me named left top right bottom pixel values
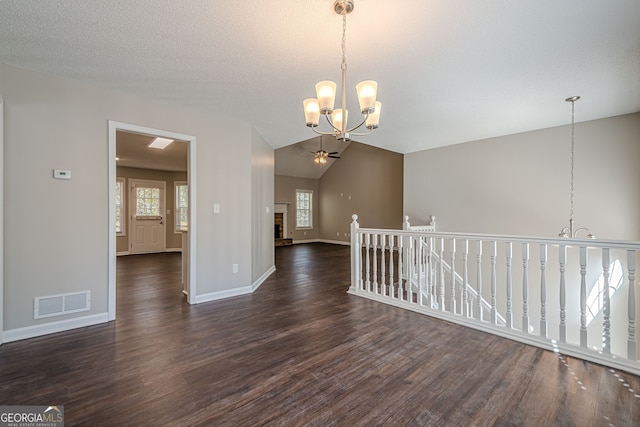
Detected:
left=34, top=291, right=91, bottom=319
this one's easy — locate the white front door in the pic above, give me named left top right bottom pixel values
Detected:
left=129, top=179, right=166, bottom=254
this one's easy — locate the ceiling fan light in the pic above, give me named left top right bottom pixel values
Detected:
left=303, top=98, right=320, bottom=127
left=315, top=81, right=337, bottom=113
left=356, top=80, right=377, bottom=113
left=365, top=101, right=382, bottom=129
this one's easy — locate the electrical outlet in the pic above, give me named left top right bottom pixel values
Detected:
left=232, top=264, right=238, bottom=274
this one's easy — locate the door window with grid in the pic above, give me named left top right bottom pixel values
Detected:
left=136, top=187, right=161, bottom=218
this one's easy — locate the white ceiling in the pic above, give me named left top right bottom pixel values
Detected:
left=1, top=1, right=639, bottom=154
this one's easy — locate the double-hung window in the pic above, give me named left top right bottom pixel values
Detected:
left=296, top=190, right=313, bottom=229
left=175, top=182, right=188, bottom=232
left=115, top=177, right=125, bottom=235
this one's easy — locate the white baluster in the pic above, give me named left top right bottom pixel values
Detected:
left=476, top=240, right=483, bottom=321
left=429, top=236, right=435, bottom=307
left=349, top=214, right=360, bottom=293
left=490, top=241, right=497, bottom=325
left=365, top=232, right=371, bottom=292
left=602, top=248, right=611, bottom=355
left=439, top=238, right=445, bottom=311
left=380, top=234, right=386, bottom=296
left=462, top=240, right=469, bottom=318
left=522, top=243, right=529, bottom=333
left=628, top=249, right=637, bottom=360
left=450, top=239, right=457, bottom=315
left=388, top=234, right=394, bottom=300
left=372, top=233, right=378, bottom=293
left=424, top=237, right=433, bottom=308
left=540, top=244, right=547, bottom=338
left=397, top=231, right=403, bottom=299
left=506, top=242, right=513, bottom=329
left=559, top=244, right=566, bottom=343
left=579, top=246, right=588, bottom=348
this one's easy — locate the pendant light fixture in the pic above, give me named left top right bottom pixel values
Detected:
left=302, top=0, right=382, bottom=141
left=558, top=96, right=595, bottom=239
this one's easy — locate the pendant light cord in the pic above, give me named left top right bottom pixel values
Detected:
left=569, top=99, right=575, bottom=225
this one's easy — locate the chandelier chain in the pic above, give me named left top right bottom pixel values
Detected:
left=569, top=99, right=575, bottom=224
left=341, top=14, right=347, bottom=71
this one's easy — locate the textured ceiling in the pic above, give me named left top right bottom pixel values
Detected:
left=1, top=0, right=639, bottom=155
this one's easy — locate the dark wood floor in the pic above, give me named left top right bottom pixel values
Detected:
left=2, top=244, right=640, bottom=426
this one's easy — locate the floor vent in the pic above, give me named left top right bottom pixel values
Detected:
left=34, top=291, right=91, bottom=319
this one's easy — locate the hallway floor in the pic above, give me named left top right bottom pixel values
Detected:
left=1, top=244, right=639, bottom=425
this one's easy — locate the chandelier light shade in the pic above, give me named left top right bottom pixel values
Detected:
left=558, top=96, right=595, bottom=239
left=302, top=0, right=382, bottom=141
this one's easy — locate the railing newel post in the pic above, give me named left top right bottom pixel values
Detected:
left=349, top=214, right=360, bottom=293
left=439, top=237, right=445, bottom=311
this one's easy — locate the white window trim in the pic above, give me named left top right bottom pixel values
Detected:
left=174, top=181, right=188, bottom=234
left=296, top=189, right=313, bottom=229
left=116, top=177, right=126, bottom=236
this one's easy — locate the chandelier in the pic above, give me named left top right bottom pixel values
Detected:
left=558, top=96, right=595, bottom=239
left=302, top=0, right=382, bottom=142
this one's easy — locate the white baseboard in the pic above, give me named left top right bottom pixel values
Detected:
left=252, top=265, right=276, bottom=292
left=3, top=313, right=110, bottom=343
left=292, top=239, right=350, bottom=246
left=165, top=248, right=182, bottom=253
left=317, top=239, right=350, bottom=246
left=292, top=238, right=320, bottom=244
left=117, top=251, right=130, bottom=256
left=195, top=286, right=253, bottom=304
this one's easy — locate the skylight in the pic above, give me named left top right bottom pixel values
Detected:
left=148, top=137, right=174, bottom=149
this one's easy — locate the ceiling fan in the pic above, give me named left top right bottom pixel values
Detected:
left=311, top=136, right=340, bottom=166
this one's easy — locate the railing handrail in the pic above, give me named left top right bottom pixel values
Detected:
left=350, top=214, right=640, bottom=376
left=356, top=227, right=640, bottom=251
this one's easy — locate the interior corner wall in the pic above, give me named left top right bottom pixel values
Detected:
left=318, top=142, right=404, bottom=242
left=251, top=127, right=275, bottom=283
left=274, top=175, right=320, bottom=241
left=1, top=62, right=268, bottom=333
left=404, top=112, right=640, bottom=241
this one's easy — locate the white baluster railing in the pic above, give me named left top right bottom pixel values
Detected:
left=349, top=214, right=640, bottom=376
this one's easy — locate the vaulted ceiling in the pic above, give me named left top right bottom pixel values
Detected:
left=1, top=1, right=639, bottom=155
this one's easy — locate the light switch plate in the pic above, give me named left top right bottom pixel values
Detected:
left=53, top=169, right=71, bottom=180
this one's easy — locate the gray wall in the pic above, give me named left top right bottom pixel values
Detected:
left=275, top=142, right=404, bottom=243
left=404, top=113, right=640, bottom=241
left=1, top=62, right=274, bottom=331
left=251, top=127, right=275, bottom=282
left=274, top=175, right=320, bottom=241
left=319, top=142, right=404, bottom=241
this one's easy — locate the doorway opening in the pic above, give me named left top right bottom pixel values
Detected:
left=108, top=121, right=197, bottom=321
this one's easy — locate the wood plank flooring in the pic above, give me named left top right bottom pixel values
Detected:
left=1, top=244, right=640, bottom=426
